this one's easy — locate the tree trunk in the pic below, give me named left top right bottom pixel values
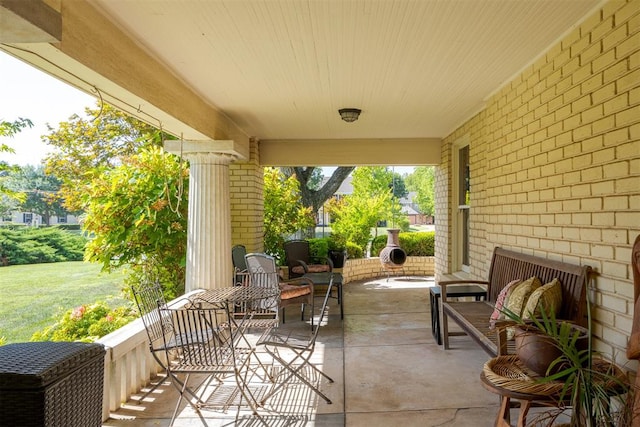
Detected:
left=282, top=166, right=355, bottom=238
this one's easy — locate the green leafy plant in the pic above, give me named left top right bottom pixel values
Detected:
left=82, top=146, right=188, bottom=298
left=263, top=167, right=314, bottom=263
left=308, top=238, right=330, bottom=259
left=31, top=301, right=137, bottom=343
left=500, top=304, right=632, bottom=426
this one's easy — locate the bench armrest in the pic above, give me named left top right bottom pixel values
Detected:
left=492, top=320, right=519, bottom=355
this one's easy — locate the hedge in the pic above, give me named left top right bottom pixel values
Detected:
left=370, top=231, right=434, bottom=257
left=0, top=226, right=86, bottom=266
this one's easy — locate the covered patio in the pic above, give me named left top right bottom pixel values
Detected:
left=1, top=0, right=638, bottom=424
left=103, top=275, right=503, bottom=426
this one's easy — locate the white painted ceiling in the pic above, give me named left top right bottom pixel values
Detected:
left=93, top=0, right=601, bottom=141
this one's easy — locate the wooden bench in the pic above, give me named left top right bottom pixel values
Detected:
left=440, top=247, right=592, bottom=356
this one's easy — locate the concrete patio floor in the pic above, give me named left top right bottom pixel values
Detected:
left=102, top=276, right=507, bottom=426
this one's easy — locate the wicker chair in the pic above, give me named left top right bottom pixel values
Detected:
left=284, top=240, right=332, bottom=279
left=232, top=244, right=250, bottom=286
left=245, top=252, right=315, bottom=325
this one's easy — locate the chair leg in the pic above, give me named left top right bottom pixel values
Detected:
left=262, top=346, right=333, bottom=404
left=169, top=373, right=194, bottom=427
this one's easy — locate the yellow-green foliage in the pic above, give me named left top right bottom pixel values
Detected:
left=82, top=146, right=188, bottom=297
left=31, top=301, right=136, bottom=343
left=263, top=167, right=314, bottom=263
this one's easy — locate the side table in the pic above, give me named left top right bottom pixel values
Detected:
left=303, top=272, right=344, bottom=319
left=480, top=356, right=561, bottom=427
left=430, top=284, right=486, bottom=345
left=482, top=355, right=628, bottom=427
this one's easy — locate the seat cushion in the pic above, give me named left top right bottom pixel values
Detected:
left=279, top=283, right=312, bottom=299
left=291, top=264, right=331, bottom=275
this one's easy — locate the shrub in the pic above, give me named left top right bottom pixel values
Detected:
left=55, top=224, right=81, bottom=231
left=370, top=231, right=434, bottom=257
left=0, top=227, right=86, bottom=266
left=308, top=238, right=330, bottom=259
left=346, top=241, right=363, bottom=259
left=31, top=301, right=137, bottom=343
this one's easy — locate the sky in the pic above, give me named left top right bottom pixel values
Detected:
left=0, top=51, right=95, bottom=166
left=0, top=50, right=415, bottom=174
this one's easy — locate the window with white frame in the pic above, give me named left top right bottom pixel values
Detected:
left=453, top=141, right=470, bottom=273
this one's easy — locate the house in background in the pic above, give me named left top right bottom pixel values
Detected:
left=1, top=211, right=79, bottom=226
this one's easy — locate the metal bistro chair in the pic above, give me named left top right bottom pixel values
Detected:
left=159, top=300, right=268, bottom=426
left=131, top=281, right=197, bottom=402
left=245, top=252, right=315, bottom=326
left=284, top=240, right=333, bottom=279
left=257, top=277, right=335, bottom=405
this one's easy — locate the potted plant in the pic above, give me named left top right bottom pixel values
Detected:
left=327, top=236, right=347, bottom=269
left=500, top=305, right=632, bottom=426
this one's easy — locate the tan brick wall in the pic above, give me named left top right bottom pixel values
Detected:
left=341, top=256, right=435, bottom=284
left=436, top=0, right=640, bottom=361
left=230, top=138, right=264, bottom=253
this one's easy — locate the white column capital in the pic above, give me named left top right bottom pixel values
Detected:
left=164, top=139, right=242, bottom=163
left=184, top=152, right=235, bottom=165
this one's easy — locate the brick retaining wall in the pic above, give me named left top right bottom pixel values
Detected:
left=341, top=256, right=435, bottom=284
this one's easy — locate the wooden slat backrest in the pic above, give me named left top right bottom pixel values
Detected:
left=486, top=247, right=592, bottom=326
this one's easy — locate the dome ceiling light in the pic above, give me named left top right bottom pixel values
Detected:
left=338, top=108, right=361, bottom=123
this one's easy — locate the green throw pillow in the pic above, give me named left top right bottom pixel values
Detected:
left=504, top=276, right=542, bottom=340
left=522, top=278, right=562, bottom=320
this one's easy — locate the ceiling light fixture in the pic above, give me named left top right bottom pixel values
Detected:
left=338, top=108, right=361, bottom=123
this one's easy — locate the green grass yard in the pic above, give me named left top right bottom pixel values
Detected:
left=0, top=261, right=128, bottom=344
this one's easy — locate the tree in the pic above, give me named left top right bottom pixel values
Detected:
left=42, top=103, right=163, bottom=212
left=0, top=118, right=33, bottom=200
left=351, top=166, right=407, bottom=229
left=405, top=166, right=435, bottom=217
left=391, top=171, right=408, bottom=199
left=281, top=166, right=355, bottom=237
left=326, top=192, right=391, bottom=253
left=263, top=167, right=315, bottom=263
left=3, top=165, right=66, bottom=225
left=82, top=146, right=188, bottom=297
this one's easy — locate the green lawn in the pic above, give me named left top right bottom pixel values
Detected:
left=0, top=261, right=128, bottom=344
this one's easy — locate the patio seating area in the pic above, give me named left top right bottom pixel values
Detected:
left=104, top=276, right=505, bottom=426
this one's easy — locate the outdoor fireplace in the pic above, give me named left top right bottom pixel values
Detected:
left=379, top=229, right=407, bottom=270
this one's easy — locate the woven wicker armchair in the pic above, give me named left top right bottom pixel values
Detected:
left=284, top=240, right=332, bottom=279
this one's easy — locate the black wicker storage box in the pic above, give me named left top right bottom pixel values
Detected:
left=0, top=342, right=105, bottom=427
